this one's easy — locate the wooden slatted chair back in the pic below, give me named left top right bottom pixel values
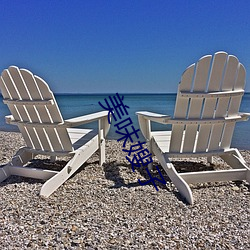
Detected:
left=170, top=51, right=246, bottom=154
left=0, top=66, right=73, bottom=153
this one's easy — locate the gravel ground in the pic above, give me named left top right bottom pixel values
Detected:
left=0, top=131, right=249, bottom=249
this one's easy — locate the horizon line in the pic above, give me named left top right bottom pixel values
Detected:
left=0, top=92, right=250, bottom=96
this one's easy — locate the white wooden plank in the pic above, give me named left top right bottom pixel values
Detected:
left=180, top=169, right=247, bottom=184
left=207, top=52, right=228, bottom=91
left=1, top=69, right=20, bottom=99
left=220, top=123, right=235, bottom=149
left=219, top=63, right=245, bottom=149
left=182, top=125, right=198, bottom=153
left=19, top=69, right=71, bottom=152
left=55, top=128, right=73, bottom=152
left=226, top=63, right=246, bottom=116
left=19, top=68, right=42, bottom=99
left=207, top=96, right=229, bottom=151
left=34, top=75, right=63, bottom=123
left=55, top=128, right=72, bottom=151
left=186, top=96, right=203, bottom=150
left=180, top=89, right=243, bottom=98
left=209, top=55, right=240, bottom=150
left=152, top=132, right=171, bottom=152
left=46, top=128, right=64, bottom=152
left=154, top=143, right=170, bottom=154
left=222, top=55, right=239, bottom=91
left=197, top=52, right=228, bottom=151
left=67, top=128, right=93, bottom=140
left=10, top=166, right=58, bottom=180
left=2, top=69, right=30, bottom=122
left=8, top=67, right=30, bottom=99
left=188, top=98, right=203, bottom=118
left=228, top=96, right=242, bottom=116
left=170, top=125, right=185, bottom=152
left=171, top=64, right=195, bottom=153
left=151, top=131, right=171, bottom=139
left=20, top=70, right=51, bottom=123
left=18, top=126, right=34, bottom=148
left=34, top=75, right=72, bottom=152
left=215, top=97, right=230, bottom=117
left=26, top=127, right=43, bottom=150
left=8, top=68, right=50, bottom=150
left=179, top=64, right=195, bottom=91
left=1, top=66, right=75, bottom=153
left=202, top=98, right=217, bottom=118
left=192, top=55, right=212, bottom=91
left=67, top=128, right=97, bottom=150
left=182, top=56, right=212, bottom=153
left=9, top=67, right=41, bottom=122
left=173, top=94, right=189, bottom=119
left=234, top=63, right=246, bottom=90
left=152, top=136, right=171, bottom=154
left=208, top=124, right=224, bottom=151
left=18, top=68, right=52, bottom=150
left=0, top=76, right=11, bottom=98
left=7, top=68, right=51, bottom=151
left=174, top=64, right=195, bottom=118
left=196, top=124, right=211, bottom=152
left=0, top=76, right=21, bottom=122
left=36, top=128, right=52, bottom=151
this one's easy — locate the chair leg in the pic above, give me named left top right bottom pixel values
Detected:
left=0, top=147, right=34, bottom=182
left=11, top=147, right=34, bottom=166
left=207, top=156, right=213, bottom=164
left=99, top=118, right=108, bottom=166
left=99, top=138, right=105, bottom=166
left=148, top=162, right=153, bottom=171
left=221, top=149, right=249, bottom=169
left=50, top=156, right=57, bottom=162
left=0, top=165, right=11, bottom=182
left=162, top=161, right=193, bottom=205
left=152, top=143, right=193, bottom=204
left=147, top=139, right=154, bottom=171
left=221, top=149, right=250, bottom=183
left=40, top=143, right=98, bottom=197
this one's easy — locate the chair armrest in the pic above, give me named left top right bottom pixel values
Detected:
left=136, top=111, right=171, bottom=124
left=5, top=115, right=15, bottom=124
left=239, top=112, right=250, bottom=121
left=64, top=111, right=109, bottom=127
left=5, top=112, right=111, bottom=137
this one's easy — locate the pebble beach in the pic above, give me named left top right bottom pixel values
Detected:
left=0, top=131, right=249, bottom=249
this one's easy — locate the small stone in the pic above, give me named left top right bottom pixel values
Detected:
left=232, top=186, right=240, bottom=191
left=72, top=239, right=81, bottom=244
left=71, top=225, right=78, bottom=232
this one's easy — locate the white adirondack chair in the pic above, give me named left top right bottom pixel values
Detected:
left=137, top=51, right=250, bottom=204
left=0, top=66, right=110, bottom=197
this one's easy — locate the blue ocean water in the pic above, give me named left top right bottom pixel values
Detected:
left=0, top=93, right=250, bottom=149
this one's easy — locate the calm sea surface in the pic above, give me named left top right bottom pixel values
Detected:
left=0, top=93, right=250, bottom=149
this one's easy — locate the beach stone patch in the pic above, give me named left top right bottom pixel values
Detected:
left=0, top=131, right=249, bottom=249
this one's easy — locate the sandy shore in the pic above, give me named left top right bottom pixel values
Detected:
left=0, top=131, right=249, bottom=249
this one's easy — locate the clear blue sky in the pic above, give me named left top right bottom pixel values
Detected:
left=1, top=0, right=250, bottom=93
